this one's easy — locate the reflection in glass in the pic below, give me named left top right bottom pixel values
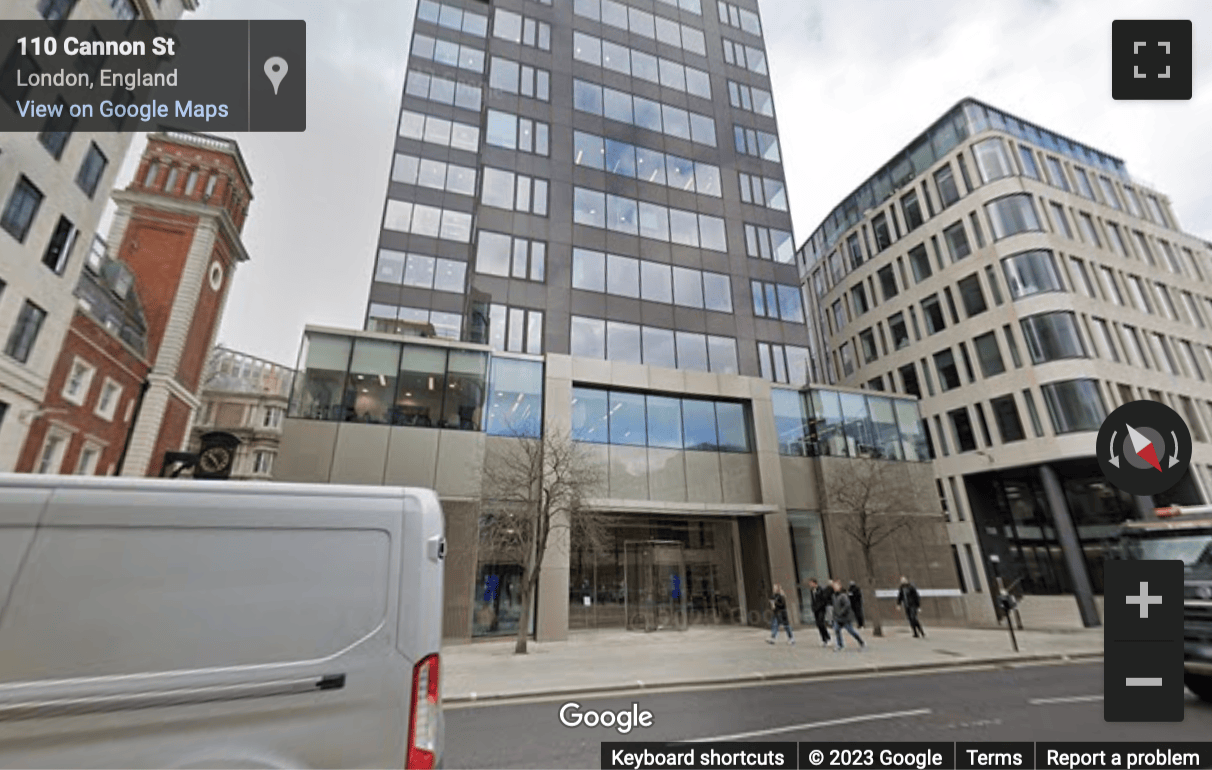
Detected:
left=443, top=350, right=488, bottom=430
left=867, top=396, right=903, bottom=461
left=675, top=331, right=708, bottom=371
left=571, top=386, right=609, bottom=442
left=571, top=316, right=606, bottom=358
left=292, top=334, right=352, bottom=421
left=809, top=388, right=846, bottom=457
left=607, top=321, right=642, bottom=364
left=647, top=395, right=683, bottom=449
left=682, top=399, right=717, bottom=451
left=607, top=254, right=640, bottom=298
left=642, top=326, right=676, bottom=368
left=394, top=345, right=446, bottom=428
left=894, top=399, right=928, bottom=460
left=641, top=261, right=673, bottom=303
left=715, top=402, right=749, bottom=452
left=610, top=391, right=647, bottom=446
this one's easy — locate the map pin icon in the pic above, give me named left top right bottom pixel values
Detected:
left=264, top=56, right=288, bottom=95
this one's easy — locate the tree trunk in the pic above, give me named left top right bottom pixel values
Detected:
left=863, top=548, right=884, bottom=637
left=514, top=543, right=538, bottom=654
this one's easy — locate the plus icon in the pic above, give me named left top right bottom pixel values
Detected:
left=1112, top=20, right=1192, bottom=100
left=1126, top=581, right=1163, bottom=618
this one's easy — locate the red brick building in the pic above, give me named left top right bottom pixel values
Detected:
left=16, top=237, right=151, bottom=475
left=17, top=132, right=253, bottom=476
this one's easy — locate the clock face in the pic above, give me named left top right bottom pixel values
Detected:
left=198, top=446, right=232, bottom=475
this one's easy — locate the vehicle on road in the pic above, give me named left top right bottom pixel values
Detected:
left=1113, top=506, right=1212, bottom=703
left=0, top=475, right=445, bottom=769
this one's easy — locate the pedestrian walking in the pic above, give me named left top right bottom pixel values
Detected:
left=807, top=578, right=831, bottom=647
left=897, top=576, right=925, bottom=638
left=766, top=584, right=794, bottom=645
left=830, top=579, right=865, bottom=651
left=848, top=581, right=865, bottom=629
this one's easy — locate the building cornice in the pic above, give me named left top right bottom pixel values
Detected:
left=111, top=189, right=250, bottom=262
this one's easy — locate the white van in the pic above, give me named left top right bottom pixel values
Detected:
left=0, top=474, right=445, bottom=769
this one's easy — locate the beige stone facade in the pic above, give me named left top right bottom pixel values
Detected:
left=275, top=325, right=973, bottom=643
left=798, top=98, right=1212, bottom=625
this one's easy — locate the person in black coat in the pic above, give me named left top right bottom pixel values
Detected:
left=806, top=578, right=831, bottom=646
left=847, top=581, right=865, bottom=629
left=896, top=576, right=925, bottom=638
left=766, top=583, right=794, bottom=645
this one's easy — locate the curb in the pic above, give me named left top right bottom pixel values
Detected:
left=444, top=650, right=1104, bottom=705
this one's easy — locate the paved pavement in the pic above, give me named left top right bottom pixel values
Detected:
left=441, top=622, right=1104, bottom=703
left=444, top=662, right=1211, bottom=769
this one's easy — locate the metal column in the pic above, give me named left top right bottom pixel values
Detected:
left=1038, top=464, right=1101, bottom=628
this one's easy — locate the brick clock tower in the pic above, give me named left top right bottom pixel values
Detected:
left=110, top=132, right=253, bottom=477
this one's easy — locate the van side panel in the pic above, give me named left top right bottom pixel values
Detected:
left=0, top=489, right=51, bottom=626
left=0, top=482, right=418, bottom=769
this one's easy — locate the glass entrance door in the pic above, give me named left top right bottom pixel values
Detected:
left=624, top=540, right=687, bottom=632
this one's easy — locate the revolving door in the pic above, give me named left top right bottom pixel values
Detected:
left=624, top=540, right=687, bottom=632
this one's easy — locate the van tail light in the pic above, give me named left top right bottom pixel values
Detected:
left=406, top=653, right=440, bottom=769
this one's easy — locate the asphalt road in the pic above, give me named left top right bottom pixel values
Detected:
left=443, top=661, right=1212, bottom=769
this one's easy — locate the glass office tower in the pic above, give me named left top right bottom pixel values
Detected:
left=365, top=0, right=807, bottom=384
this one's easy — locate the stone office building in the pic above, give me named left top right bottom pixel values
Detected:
left=798, top=98, right=1212, bottom=627
left=276, top=325, right=975, bottom=642
left=275, top=0, right=970, bottom=642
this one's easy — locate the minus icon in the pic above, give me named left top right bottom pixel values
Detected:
left=1126, top=678, right=1163, bottom=686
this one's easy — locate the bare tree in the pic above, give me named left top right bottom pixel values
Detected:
left=480, top=428, right=610, bottom=654
left=824, top=458, right=919, bottom=637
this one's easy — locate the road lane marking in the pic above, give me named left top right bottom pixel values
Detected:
left=1028, top=694, right=1103, bottom=705
left=686, top=708, right=933, bottom=742
left=1126, top=678, right=1162, bottom=686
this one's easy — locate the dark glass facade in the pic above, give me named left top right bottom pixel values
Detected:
left=366, top=0, right=806, bottom=385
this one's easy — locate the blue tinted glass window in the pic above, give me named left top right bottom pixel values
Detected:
left=486, top=358, right=543, bottom=436
left=682, top=399, right=718, bottom=451
left=715, top=402, right=749, bottom=452
left=572, top=387, right=609, bottom=442
left=609, top=391, right=647, bottom=446
left=771, top=389, right=807, bottom=456
left=646, top=395, right=683, bottom=448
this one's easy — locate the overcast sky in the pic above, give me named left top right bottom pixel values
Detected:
left=105, top=0, right=1212, bottom=368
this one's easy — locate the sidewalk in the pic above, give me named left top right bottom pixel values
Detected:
left=441, top=623, right=1103, bottom=704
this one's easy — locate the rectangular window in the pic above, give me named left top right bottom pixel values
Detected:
left=41, top=215, right=77, bottom=275
left=1044, top=156, right=1070, bottom=191
left=1018, top=145, right=1039, bottom=179
left=950, top=408, right=977, bottom=452
left=908, top=244, right=932, bottom=283
left=934, top=164, right=960, bottom=207
left=850, top=284, right=869, bottom=316
left=888, top=312, right=909, bottom=351
left=1091, top=318, right=1120, bottom=362
left=974, top=332, right=1004, bottom=377
left=922, top=294, right=946, bottom=334
left=484, top=109, right=546, bottom=155
left=991, top=394, right=1025, bottom=442
left=475, top=231, right=546, bottom=282
left=943, top=221, right=971, bottom=262
left=75, top=142, right=108, bottom=198
left=411, top=33, right=486, bottom=72
left=901, top=190, right=924, bottom=231
left=974, top=137, right=1012, bottom=182
left=1077, top=212, right=1101, bottom=247
left=62, top=357, right=95, bottom=405
left=1003, top=325, right=1023, bottom=368
left=1048, top=202, right=1073, bottom=239
left=4, top=300, right=47, bottom=363
left=37, top=96, right=75, bottom=160
left=1022, top=389, right=1045, bottom=437
left=872, top=212, right=893, bottom=251
left=1, top=175, right=44, bottom=243
left=878, top=265, right=898, bottom=301
left=934, top=348, right=961, bottom=391
left=958, top=274, right=987, bottom=317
